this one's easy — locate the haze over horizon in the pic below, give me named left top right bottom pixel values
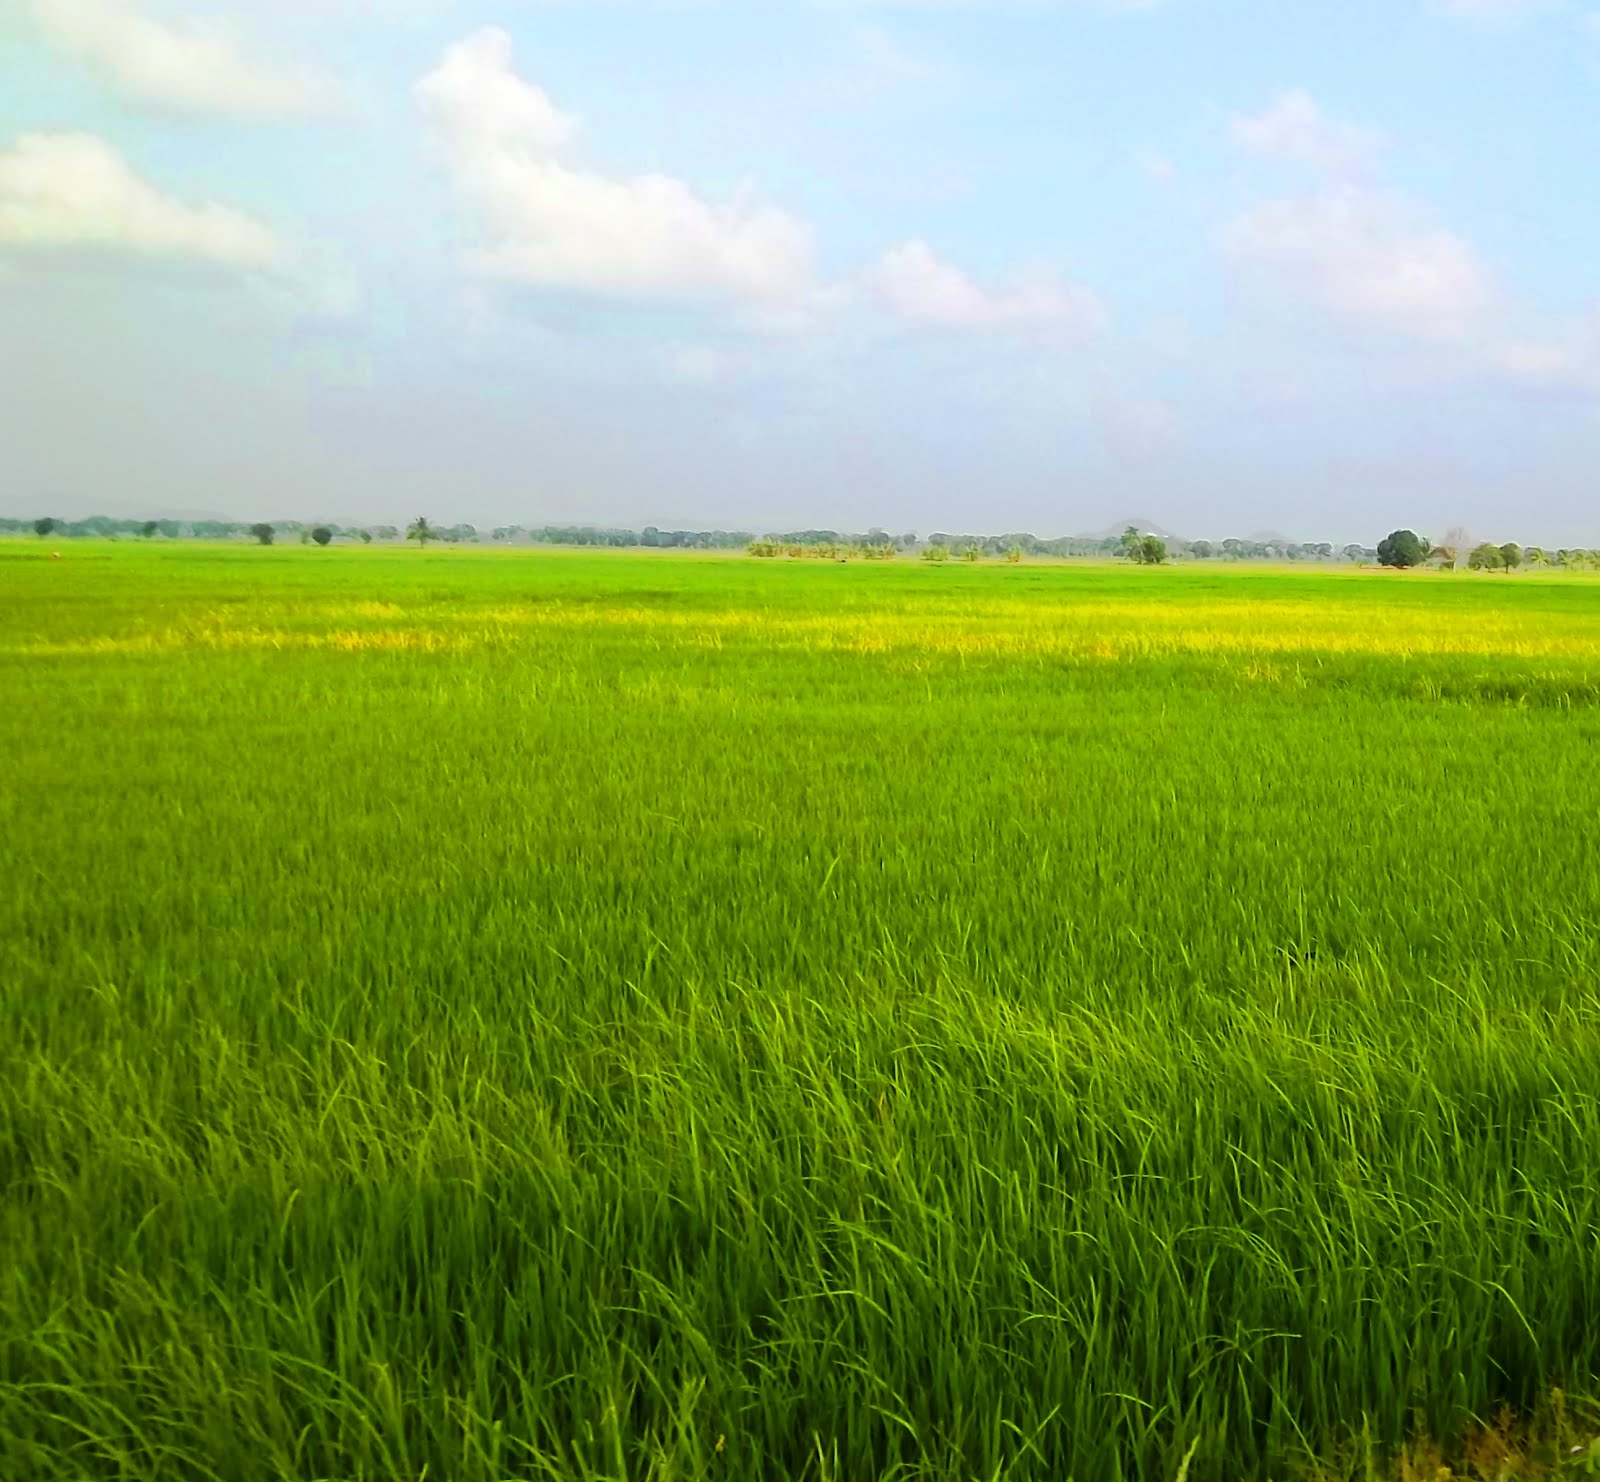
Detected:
left=4, top=0, right=1600, bottom=545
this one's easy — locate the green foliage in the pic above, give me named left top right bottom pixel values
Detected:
left=1470, top=542, right=1506, bottom=571
left=33, top=516, right=55, bottom=537
left=5, top=549, right=1600, bottom=1481
left=248, top=522, right=275, bottom=546
left=1500, top=542, right=1524, bottom=573
left=407, top=516, right=435, bottom=545
left=1129, top=534, right=1168, bottom=565
left=311, top=526, right=333, bottom=547
left=1377, top=529, right=1428, bottom=568
left=920, top=542, right=950, bottom=562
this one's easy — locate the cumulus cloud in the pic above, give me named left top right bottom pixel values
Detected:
left=31, top=0, right=340, bottom=119
left=870, top=239, right=1106, bottom=337
left=416, top=28, right=816, bottom=305
left=0, top=132, right=282, bottom=267
left=1229, top=90, right=1386, bottom=176
left=1222, top=185, right=1493, bottom=343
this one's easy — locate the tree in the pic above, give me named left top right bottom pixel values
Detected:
left=1433, top=525, right=1471, bottom=571
left=1191, top=539, right=1215, bottom=559
left=250, top=522, right=275, bottom=546
left=1130, top=535, right=1168, bottom=566
left=312, top=526, right=333, bottom=547
left=1468, top=542, right=1504, bottom=572
left=359, top=529, right=373, bottom=544
left=407, top=516, right=435, bottom=545
left=140, top=520, right=159, bottom=539
left=1499, top=542, right=1522, bottom=573
left=34, top=517, right=56, bottom=538
left=1377, top=530, right=1427, bottom=569
left=1119, top=525, right=1141, bottom=559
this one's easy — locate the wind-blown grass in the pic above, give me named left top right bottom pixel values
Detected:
left=3, top=543, right=1600, bottom=1480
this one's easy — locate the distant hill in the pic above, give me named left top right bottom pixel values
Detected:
left=1079, top=515, right=1184, bottom=541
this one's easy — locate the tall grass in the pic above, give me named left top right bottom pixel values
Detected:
left=3, top=543, right=1600, bottom=1480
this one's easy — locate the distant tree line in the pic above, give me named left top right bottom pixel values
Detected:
left=491, top=525, right=756, bottom=549
left=1374, top=528, right=1599, bottom=571
left=751, top=528, right=1365, bottom=563
left=8, top=516, right=404, bottom=545
left=8, top=515, right=1598, bottom=569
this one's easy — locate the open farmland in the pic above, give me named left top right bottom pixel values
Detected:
left=4, top=542, right=1600, bottom=1481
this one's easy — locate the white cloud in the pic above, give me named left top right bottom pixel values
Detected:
left=0, top=132, right=282, bottom=267
left=1492, top=316, right=1600, bottom=394
left=31, top=0, right=340, bottom=119
left=1496, top=339, right=1586, bottom=384
left=870, top=239, right=1106, bottom=336
left=1434, top=0, right=1552, bottom=16
left=416, top=28, right=816, bottom=305
left=1222, top=186, right=1493, bottom=343
left=851, top=24, right=943, bottom=81
left=1229, top=90, right=1386, bottom=176
left=1135, top=149, right=1176, bottom=186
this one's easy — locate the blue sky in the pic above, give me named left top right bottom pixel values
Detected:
left=3, top=0, right=1599, bottom=542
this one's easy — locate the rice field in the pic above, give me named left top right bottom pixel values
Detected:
left=4, top=541, right=1600, bottom=1481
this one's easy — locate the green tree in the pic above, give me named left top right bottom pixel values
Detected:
left=407, top=516, right=435, bottom=545
left=249, top=522, right=275, bottom=546
left=1130, top=535, right=1168, bottom=566
left=1377, top=530, right=1427, bottom=569
left=140, top=520, right=159, bottom=539
left=312, top=526, right=333, bottom=547
left=1499, top=542, right=1522, bottom=573
left=34, top=517, right=56, bottom=538
left=1468, top=542, right=1504, bottom=572
left=1190, top=540, right=1215, bottom=559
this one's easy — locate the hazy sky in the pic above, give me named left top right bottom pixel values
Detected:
left=3, top=0, right=1599, bottom=541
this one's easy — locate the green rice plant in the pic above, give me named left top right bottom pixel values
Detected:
left=3, top=542, right=1600, bottom=1480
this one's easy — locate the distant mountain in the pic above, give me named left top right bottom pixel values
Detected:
left=1079, top=515, right=1184, bottom=541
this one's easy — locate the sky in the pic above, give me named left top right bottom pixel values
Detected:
left=2, top=0, right=1599, bottom=543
